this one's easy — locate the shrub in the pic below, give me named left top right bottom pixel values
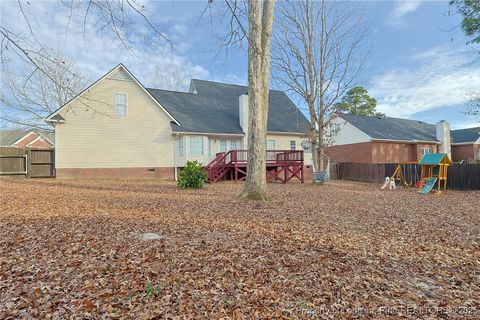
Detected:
left=177, top=160, right=208, bottom=189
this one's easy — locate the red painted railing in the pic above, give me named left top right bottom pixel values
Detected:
left=205, top=149, right=304, bottom=183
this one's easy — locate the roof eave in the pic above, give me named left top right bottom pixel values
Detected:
left=171, top=131, right=245, bottom=136
left=267, top=131, right=308, bottom=136
left=371, top=138, right=439, bottom=144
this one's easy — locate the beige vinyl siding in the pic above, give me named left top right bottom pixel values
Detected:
left=266, top=133, right=313, bottom=166
left=55, top=71, right=174, bottom=168
left=174, top=135, right=243, bottom=167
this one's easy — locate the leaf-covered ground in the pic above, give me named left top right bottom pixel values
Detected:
left=0, top=179, right=479, bottom=319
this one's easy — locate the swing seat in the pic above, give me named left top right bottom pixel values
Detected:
left=313, top=171, right=329, bottom=184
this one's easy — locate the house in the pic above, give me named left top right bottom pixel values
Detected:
left=45, top=64, right=311, bottom=179
left=0, top=130, right=54, bottom=149
left=326, top=114, right=480, bottom=163
left=451, top=127, right=480, bottom=162
left=325, top=114, right=444, bottom=163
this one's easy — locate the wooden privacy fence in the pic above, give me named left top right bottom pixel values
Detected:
left=336, top=162, right=480, bottom=190
left=0, top=147, right=55, bottom=178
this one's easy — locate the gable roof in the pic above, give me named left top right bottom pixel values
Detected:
left=451, top=127, right=480, bottom=144
left=338, top=114, right=438, bottom=143
left=0, top=130, right=55, bottom=146
left=45, top=64, right=180, bottom=125
left=150, top=79, right=309, bottom=135
left=418, top=153, right=452, bottom=165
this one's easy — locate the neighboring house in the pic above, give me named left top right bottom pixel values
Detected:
left=45, top=64, right=310, bottom=179
left=0, top=130, right=54, bottom=149
left=326, top=114, right=446, bottom=163
left=451, top=127, right=480, bottom=162
left=326, top=114, right=480, bottom=163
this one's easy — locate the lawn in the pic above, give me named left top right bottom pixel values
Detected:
left=1, top=179, right=479, bottom=319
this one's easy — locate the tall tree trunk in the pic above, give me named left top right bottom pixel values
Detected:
left=308, top=99, right=320, bottom=171
left=317, top=0, right=326, bottom=172
left=240, top=0, right=275, bottom=201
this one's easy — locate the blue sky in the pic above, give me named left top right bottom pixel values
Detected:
left=1, top=0, right=479, bottom=129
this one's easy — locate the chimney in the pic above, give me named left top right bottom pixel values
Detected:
left=436, top=120, right=451, bottom=159
left=239, top=94, right=248, bottom=148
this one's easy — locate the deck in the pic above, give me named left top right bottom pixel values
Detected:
left=205, top=150, right=304, bottom=183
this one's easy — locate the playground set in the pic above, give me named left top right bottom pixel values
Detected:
left=380, top=153, right=452, bottom=195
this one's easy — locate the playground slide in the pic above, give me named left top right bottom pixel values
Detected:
left=419, top=177, right=438, bottom=195
left=380, top=181, right=389, bottom=190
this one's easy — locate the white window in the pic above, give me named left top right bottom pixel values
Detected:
left=208, top=139, right=212, bottom=157
left=231, top=140, right=239, bottom=150
left=290, top=140, right=296, bottom=150
left=190, top=136, right=203, bottom=155
left=267, top=139, right=276, bottom=150
left=177, top=136, right=184, bottom=157
left=219, top=140, right=227, bottom=153
left=421, top=147, right=432, bottom=156
left=302, top=141, right=312, bottom=153
left=477, top=150, right=480, bottom=160
left=115, top=93, right=127, bottom=116
left=219, top=139, right=240, bottom=152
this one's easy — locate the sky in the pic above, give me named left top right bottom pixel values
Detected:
left=0, top=0, right=479, bottom=129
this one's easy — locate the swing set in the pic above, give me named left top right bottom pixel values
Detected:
left=390, top=162, right=420, bottom=187
left=383, top=153, right=452, bottom=194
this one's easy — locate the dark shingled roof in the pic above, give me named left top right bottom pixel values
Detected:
left=338, top=114, right=438, bottom=142
left=451, top=127, right=480, bottom=144
left=147, top=88, right=244, bottom=134
left=146, top=79, right=310, bottom=135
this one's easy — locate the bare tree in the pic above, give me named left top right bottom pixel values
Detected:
left=148, top=63, right=193, bottom=92
left=239, top=0, right=276, bottom=200
left=0, top=52, right=87, bottom=130
left=272, top=0, right=369, bottom=171
left=0, top=0, right=169, bottom=128
left=206, top=0, right=275, bottom=200
left=464, top=91, right=480, bottom=122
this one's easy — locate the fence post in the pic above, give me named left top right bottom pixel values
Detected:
left=26, top=148, right=31, bottom=178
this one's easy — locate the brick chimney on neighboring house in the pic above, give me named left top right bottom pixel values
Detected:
left=436, top=120, right=451, bottom=159
left=239, top=94, right=249, bottom=148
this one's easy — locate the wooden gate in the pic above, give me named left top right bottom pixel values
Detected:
left=0, top=147, right=55, bottom=178
left=27, top=148, right=55, bottom=178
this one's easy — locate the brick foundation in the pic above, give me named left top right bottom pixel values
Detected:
left=56, top=167, right=175, bottom=180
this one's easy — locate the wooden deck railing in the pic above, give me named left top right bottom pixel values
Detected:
left=206, top=149, right=304, bottom=183
left=214, top=149, right=303, bottom=164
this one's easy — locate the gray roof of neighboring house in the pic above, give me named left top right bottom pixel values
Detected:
left=42, top=131, right=55, bottom=143
left=339, top=114, right=438, bottom=142
left=0, top=129, right=55, bottom=146
left=0, top=130, right=29, bottom=146
left=146, top=79, right=310, bottom=135
left=451, top=127, right=480, bottom=144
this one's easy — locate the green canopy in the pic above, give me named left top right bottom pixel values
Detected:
left=418, top=153, right=452, bottom=165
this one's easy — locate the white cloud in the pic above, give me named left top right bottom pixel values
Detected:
left=389, top=1, right=423, bottom=29
left=369, top=46, right=480, bottom=118
left=0, top=1, right=210, bottom=91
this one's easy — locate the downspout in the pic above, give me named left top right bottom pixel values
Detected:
left=173, top=133, right=178, bottom=181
